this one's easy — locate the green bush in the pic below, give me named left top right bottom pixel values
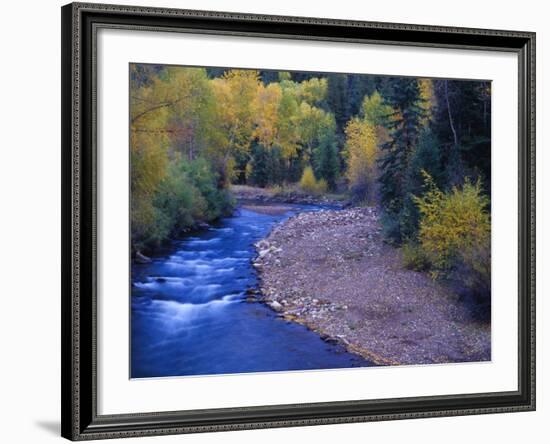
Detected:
left=182, top=158, right=235, bottom=221
left=134, top=157, right=235, bottom=252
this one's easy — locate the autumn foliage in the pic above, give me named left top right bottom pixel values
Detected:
left=130, top=64, right=492, bottom=299
left=130, top=66, right=341, bottom=251
left=298, top=166, right=327, bottom=195
left=413, top=171, right=491, bottom=295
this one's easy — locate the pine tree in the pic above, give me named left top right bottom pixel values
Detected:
left=326, top=74, right=351, bottom=142
left=400, top=129, right=444, bottom=240
left=314, top=125, right=339, bottom=190
left=248, top=143, right=269, bottom=187
left=378, top=78, right=425, bottom=242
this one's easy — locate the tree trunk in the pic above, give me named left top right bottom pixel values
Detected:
left=443, top=80, right=463, bottom=185
left=444, top=80, right=459, bottom=148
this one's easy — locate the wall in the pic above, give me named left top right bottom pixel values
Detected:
left=0, top=0, right=545, bottom=443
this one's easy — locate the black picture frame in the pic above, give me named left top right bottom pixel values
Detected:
left=61, top=2, right=536, bottom=440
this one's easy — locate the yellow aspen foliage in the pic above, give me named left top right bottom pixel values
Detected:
left=253, top=82, right=282, bottom=149
left=413, top=171, right=491, bottom=291
left=295, top=102, right=334, bottom=161
left=210, top=70, right=260, bottom=183
left=130, top=67, right=216, bottom=199
left=361, top=91, right=391, bottom=126
left=296, top=77, right=328, bottom=105
left=130, top=128, right=169, bottom=240
left=361, top=91, right=392, bottom=145
left=211, top=70, right=260, bottom=155
left=275, top=85, right=301, bottom=159
left=161, top=67, right=218, bottom=160
left=130, top=70, right=174, bottom=241
left=129, top=65, right=236, bottom=248
left=344, top=117, right=378, bottom=203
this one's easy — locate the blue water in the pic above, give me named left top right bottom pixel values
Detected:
left=131, top=205, right=372, bottom=378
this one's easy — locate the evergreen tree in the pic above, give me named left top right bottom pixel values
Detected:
left=258, top=70, right=280, bottom=85
left=248, top=143, right=269, bottom=187
left=314, top=125, right=339, bottom=190
left=378, top=78, right=425, bottom=242
left=248, top=143, right=286, bottom=187
left=326, top=74, right=351, bottom=141
left=205, top=67, right=227, bottom=79
left=399, top=129, right=444, bottom=240
left=347, top=74, right=377, bottom=118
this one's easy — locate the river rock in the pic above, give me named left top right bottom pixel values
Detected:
left=135, top=251, right=152, bottom=264
left=255, top=240, right=270, bottom=251
left=258, top=248, right=271, bottom=259
left=268, top=301, right=283, bottom=311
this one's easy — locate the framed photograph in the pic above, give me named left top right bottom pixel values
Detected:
left=61, top=2, right=536, bottom=440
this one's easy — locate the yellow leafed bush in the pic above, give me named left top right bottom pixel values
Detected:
left=316, top=178, right=328, bottom=194
left=299, top=165, right=326, bottom=195
left=413, top=171, right=491, bottom=295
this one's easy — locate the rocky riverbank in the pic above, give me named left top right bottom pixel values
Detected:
left=231, top=184, right=350, bottom=207
left=252, top=207, right=491, bottom=366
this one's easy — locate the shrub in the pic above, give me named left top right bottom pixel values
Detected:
left=299, top=165, right=317, bottom=192
left=182, top=158, right=235, bottom=220
left=134, top=158, right=235, bottom=252
left=299, top=165, right=326, bottom=195
left=454, top=236, right=491, bottom=297
left=316, top=178, right=328, bottom=194
left=402, top=241, right=431, bottom=271
left=413, top=171, right=490, bottom=296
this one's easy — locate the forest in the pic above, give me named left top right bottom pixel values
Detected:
left=130, top=64, right=491, bottom=298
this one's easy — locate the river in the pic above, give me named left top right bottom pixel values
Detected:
left=131, top=204, right=372, bottom=378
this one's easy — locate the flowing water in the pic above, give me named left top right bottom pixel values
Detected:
left=131, top=204, right=372, bottom=378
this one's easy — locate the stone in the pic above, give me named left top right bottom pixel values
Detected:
left=135, top=251, right=152, bottom=264
left=268, top=301, right=283, bottom=311
left=258, top=248, right=271, bottom=259
left=255, top=240, right=270, bottom=251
